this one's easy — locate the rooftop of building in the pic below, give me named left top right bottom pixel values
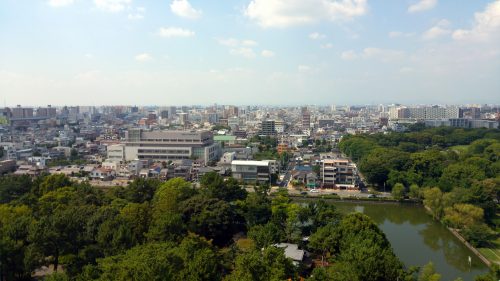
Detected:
left=231, top=160, right=270, bottom=166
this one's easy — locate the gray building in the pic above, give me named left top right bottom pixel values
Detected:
left=260, top=120, right=276, bottom=136
left=124, top=129, right=219, bottom=164
left=231, top=160, right=271, bottom=183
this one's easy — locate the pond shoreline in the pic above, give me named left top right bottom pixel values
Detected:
left=422, top=205, right=492, bottom=268
left=282, top=194, right=422, bottom=205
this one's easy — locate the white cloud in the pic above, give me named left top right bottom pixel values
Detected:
left=321, top=43, right=333, bottom=49
left=128, top=7, right=145, bottom=20
left=452, top=0, right=500, bottom=42
left=242, top=40, right=258, bottom=46
left=230, top=48, right=257, bottom=59
left=170, top=0, right=202, bottom=19
left=245, top=0, right=368, bottom=28
left=218, top=38, right=258, bottom=47
left=408, top=0, right=437, bottom=13
left=399, top=67, right=414, bottom=73
left=361, top=47, right=405, bottom=62
left=298, top=65, right=311, bottom=72
left=218, top=38, right=240, bottom=47
left=48, top=0, right=74, bottom=7
left=422, top=19, right=451, bottom=40
left=85, top=53, right=94, bottom=59
left=94, top=0, right=131, bottom=13
left=261, top=50, right=275, bottom=57
left=388, top=31, right=415, bottom=38
left=309, top=32, right=326, bottom=40
left=158, top=27, right=195, bottom=38
left=128, top=14, right=143, bottom=20
left=135, top=53, right=153, bottom=62
left=341, top=48, right=405, bottom=62
left=341, top=50, right=357, bottom=60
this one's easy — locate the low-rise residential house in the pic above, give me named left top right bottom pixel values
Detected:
left=90, top=167, right=115, bottom=181
left=273, top=243, right=305, bottom=266
left=14, top=164, right=46, bottom=177
left=291, top=166, right=317, bottom=189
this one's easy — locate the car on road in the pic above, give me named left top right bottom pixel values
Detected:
left=309, top=189, right=319, bottom=193
left=368, top=194, right=378, bottom=198
left=300, top=191, right=308, bottom=195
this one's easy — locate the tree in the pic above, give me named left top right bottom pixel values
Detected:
left=181, top=195, right=239, bottom=245
left=0, top=204, right=33, bottom=280
left=240, top=191, right=272, bottom=227
left=97, top=235, right=222, bottom=281
left=409, top=184, right=421, bottom=199
left=119, top=202, right=152, bottom=244
left=247, top=223, right=283, bottom=249
left=146, top=212, right=186, bottom=243
left=200, top=172, right=247, bottom=202
left=38, top=174, right=73, bottom=195
left=462, top=224, right=496, bottom=248
left=0, top=175, right=33, bottom=204
left=225, top=246, right=296, bottom=281
left=392, top=183, right=405, bottom=200
left=309, top=223, right=340, bottom=265
left=443, top=203, right=484, bottom=229
left=423, top=187, right=445, bottom=220
left=28, top=205, right=96, bottom=272
left=359, top=148, right=411, bottom=187
left=124, top=178, right=161, bottom=203
left=418, top=262, right=441, bottom=281
left=334, top=213, right=407, bottom=281
left=438, top=164, right=486, bottom=192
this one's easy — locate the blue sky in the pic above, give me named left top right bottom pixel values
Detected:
left=0, top=0, right=499, bottom=106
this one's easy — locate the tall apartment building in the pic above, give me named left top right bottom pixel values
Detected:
left=391, top=106, right=461, bottom=120
left=124, top=129, right=219, bottom=164
left=301, top=107, right=311, bottom=129
left=260, top=120, right=276, bottom=136
left=178, top=113, right=189, bottom=125
left=11, top=106, right=34, bottom=119
left=37, top=105, right=57, bottom=118
left=319, top=158, right=357, bottom=189
left=169, top=106, right=177, bottom=119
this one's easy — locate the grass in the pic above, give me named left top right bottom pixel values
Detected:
left=477, top=225, right=500, bottom=265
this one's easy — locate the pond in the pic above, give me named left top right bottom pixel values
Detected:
left=332, top=201, right=489, bottom=280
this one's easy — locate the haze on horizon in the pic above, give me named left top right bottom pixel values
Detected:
left=0, top=0, right=499, bottom=106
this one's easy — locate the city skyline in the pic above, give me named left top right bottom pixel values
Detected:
left=1, top=0, right=499, bottom=106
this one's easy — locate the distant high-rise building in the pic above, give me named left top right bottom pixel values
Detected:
left=470, top=107, right=481, bottom=119
left=261, top=120, right=276, bottom=136
left=11, top=105, right=33, bottom=119
left=390, top=106, right=461, bottom=120
left=36, top=105, right=57, bottom=118
left=301, top=107, right=311, bottom=129
left=169, top=106, right=177, bottom=119
left=178, top=112, right=189, bottom=125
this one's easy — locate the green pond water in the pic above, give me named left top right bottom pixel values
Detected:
left=330, top=201, right=489, bottom=280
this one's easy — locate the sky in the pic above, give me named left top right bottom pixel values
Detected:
left=0, top=0, right=499, bottom=106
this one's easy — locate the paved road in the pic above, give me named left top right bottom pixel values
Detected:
left=270, top=186, right=391, bottom=199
